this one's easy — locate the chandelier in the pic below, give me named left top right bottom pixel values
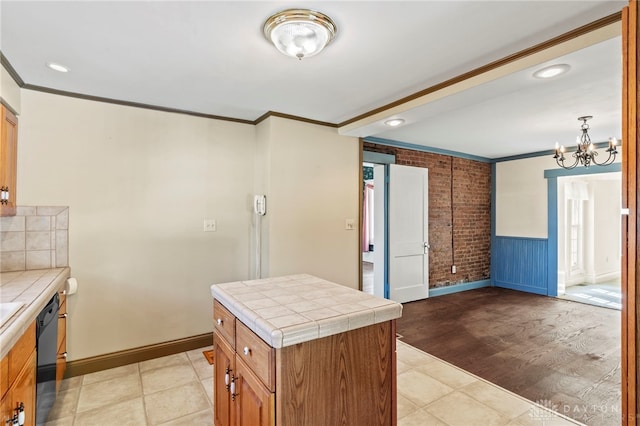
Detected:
left=553, top=116, right=618, bottom=170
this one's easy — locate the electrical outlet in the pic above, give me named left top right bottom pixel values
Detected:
left=451, top=265, right=457, bottom=274
left=345, top=219, right=355, bottom=230
left=204, top=219, right=217, bottom=232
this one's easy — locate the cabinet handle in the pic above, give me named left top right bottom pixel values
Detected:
left=0, top=187, right=8, bottom=205
left=243, top=346, right=250, bottom=356
left=16, top=403, right=24, bottom=426
left=59, top=290, right=67, bottom=296
left=59, top=352, right=68, bottom=359
left=230, top=376, right=236, bottom=401
left=5, top=414, right=17, bottom=425
left=224, top=367, right=231, bottom=390
left=216, top=318, right=222, bottom=326
left=59, top=313, right=68, bottom=319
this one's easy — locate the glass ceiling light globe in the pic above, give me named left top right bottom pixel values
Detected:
left=263, top=9, right=337, bottom=60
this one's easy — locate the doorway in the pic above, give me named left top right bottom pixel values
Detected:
left=362, top=162, right=385, bottom=297
left=557, top=172, right=622, bottom=309
left=362, top=152, right=430, bottom=303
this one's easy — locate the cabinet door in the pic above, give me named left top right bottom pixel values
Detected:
left=233, top=357, right=274, bottom=426
left=56, top=338, right=67, bottom=393
left=57, top=292, right=67, bottom=391
left=10, top=351, right=36, bottom=426
left=213, top=332, right=234, bottom=426
left=1, top=393, right=13, bottom=426
left=0, top=105, right=18, bottom=217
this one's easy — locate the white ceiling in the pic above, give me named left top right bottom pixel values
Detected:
left=0, top=1, right=627, bottom=159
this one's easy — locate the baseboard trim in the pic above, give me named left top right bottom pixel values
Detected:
left=429, top=280, right=491, bottom=297
left=65, top=332, right=213, bottom=378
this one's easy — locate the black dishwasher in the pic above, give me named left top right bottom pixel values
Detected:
left=36, top=293, right=59, bottom=425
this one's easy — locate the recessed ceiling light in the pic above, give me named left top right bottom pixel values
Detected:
left=533, top=64, right=570, bottom=79
left=384, top=118, right=405, bottom=127
left=46, top=62, right=69, bottom=73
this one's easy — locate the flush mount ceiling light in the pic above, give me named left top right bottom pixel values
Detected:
left=263, top=9, right=337, bottom=60
left=533, top=64, right=570, bottom=79
left=46, top=62, right=69, bottom=73
left=553, top=116, right=618, bottom=169
left=384, top=118, right=405, bottom=127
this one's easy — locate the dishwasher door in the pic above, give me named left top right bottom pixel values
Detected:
left=36, top=293, right=59, bottom=425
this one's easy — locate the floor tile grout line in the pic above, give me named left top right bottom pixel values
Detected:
left=396, top=340, right=586, bottom=425
left=138, top=360, right=150, bottom=426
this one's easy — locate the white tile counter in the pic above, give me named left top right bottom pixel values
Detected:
left=210, top=273, right=402, bottom=348
left=0, top=268, right=70, bottom=358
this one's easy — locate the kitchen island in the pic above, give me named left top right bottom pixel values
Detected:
left=210, top=274, right=402, bottom=426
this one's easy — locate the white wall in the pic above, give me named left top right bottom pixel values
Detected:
left=591, top=178, right=621, bottom=281
left=18, top=90, right=256, bottom=359
left=558, top=174, right=621, bottom=287
left=495, top=156, right=551, bottom=238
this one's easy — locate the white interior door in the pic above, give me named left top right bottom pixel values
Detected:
left=389, top=164, right=429, bottom=303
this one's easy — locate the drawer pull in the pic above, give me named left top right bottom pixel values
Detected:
left=60, top=352, right=68, bottom=359
left=243, top=346, right=250, bottom=356
left=225, top=367, right=231, bottom=390
left=59, top=313, right=68, bottom=319
left=216, top=318, right=223, bottom=326
left=59, top=289, right=67, bottom=296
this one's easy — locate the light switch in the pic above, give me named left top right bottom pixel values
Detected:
left=204, top=219, right=217, bottom=232
left=345, top=219, right=355, bottom=230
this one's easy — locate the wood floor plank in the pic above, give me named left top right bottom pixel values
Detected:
left=397, top=287, right=621, bottom=426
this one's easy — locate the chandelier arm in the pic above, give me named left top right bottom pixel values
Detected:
left=590, top=150, right=617, bottom=166
left=556, top=156, right=579, bottom=170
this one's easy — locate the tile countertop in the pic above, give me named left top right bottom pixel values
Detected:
left=0, top=268, right=70, bottom=359
left=210, top=274, right=402, bottom=349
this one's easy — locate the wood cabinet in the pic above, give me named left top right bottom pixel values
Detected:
left=213, top=300, right=275, bottom=426
left=0, top=322, right=36, bottom=425
left=56, top=290, right=67, bottom=391
left=213, top=298, right=396, bottom=426
left=0, top=104, right=18, bottom=217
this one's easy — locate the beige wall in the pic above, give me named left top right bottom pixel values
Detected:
left=496, top=154, right=622, bottom=240
left=1, top=66, right=21, bottom=113
left=495, top=156, right=552, bottom=238
left=258, top=117, right=360, bottom=289
left=18, top=90, right=256, bottom=359
left=16, top=90, right=360, bottom=360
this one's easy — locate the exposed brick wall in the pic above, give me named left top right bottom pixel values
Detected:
left=363, top=142, right=491, bottom=287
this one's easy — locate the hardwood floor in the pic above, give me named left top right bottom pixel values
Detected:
left=397, top=287, right=621, bottom=426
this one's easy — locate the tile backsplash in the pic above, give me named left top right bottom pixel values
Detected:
left=0, top=206, right=69, bottom=272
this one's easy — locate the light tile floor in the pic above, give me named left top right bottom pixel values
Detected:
left=45, top=341, right=582, bottom=426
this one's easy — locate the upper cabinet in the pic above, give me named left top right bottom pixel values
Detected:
left=0, top=104, right=18, bottom=216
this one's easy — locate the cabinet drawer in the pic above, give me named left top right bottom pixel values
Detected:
left=213, top=300, right=235, bottom=347
left=8, top=322, right=35, bottom=386
left=58, top=289, right=67, bottom=309
left=57, top=300, right=67, bottom=352
left=235, top=320, right=274, bottom=392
